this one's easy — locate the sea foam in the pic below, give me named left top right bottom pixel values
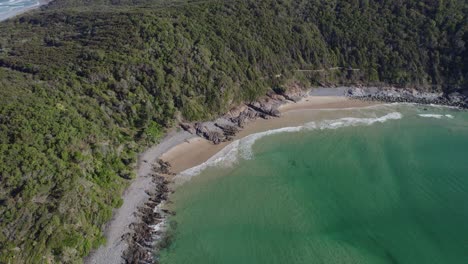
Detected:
left=175, top=112, right=402, bottom=184
left=418, top=114, right=454, bottom=119
left=0, top=0, right=40, bottom=21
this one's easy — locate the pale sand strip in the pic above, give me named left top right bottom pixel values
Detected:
left=161, top=96, right=377, bottom=174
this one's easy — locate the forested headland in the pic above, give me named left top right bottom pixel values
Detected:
left=0, top=0, right=466, bottom=262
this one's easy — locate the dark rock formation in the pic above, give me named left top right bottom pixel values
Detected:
left=153, top=159, right=174, bottom=175
left=282, top=93, right=302, bottom=102
left=347, top=87, right=468, bottom=108
left=179, top=123, right=195, bottom=134
left=122, top=164, right=174, bottom=264
left=193, top=122, right=225, bottom=144
left=215, top=122, right=239, bottom=137
left=184, top=86, right=468, bottom=145
left=179, top=87, right=301, bottom=144
left=248, top=101, right=280, bottom=118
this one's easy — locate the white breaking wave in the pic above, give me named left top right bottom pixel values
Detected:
left=0, top=0, right=40, bottom=20
left=418, top=114, right=454, bottom=119
left=285, top=102, right=397, bottom=112
left=314, top=112, right=402, bottom=130
left=428, top=103, right=460, bottom=110
left=386, top=102, right=459, bottom=110
left=418, top=114, right=444, bottom=119
left=175, top=112, right=402, bottom=184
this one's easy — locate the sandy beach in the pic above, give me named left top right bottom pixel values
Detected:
left=160, top=96, right=377, bottom=175
left=86, top=91, right=378, bottom=264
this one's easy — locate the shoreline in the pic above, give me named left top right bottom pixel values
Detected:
left=85, top=88, right=377, bottom=264
left=0, top=0, right=53, bottom=22
left=85, top=130, right=194, bottom=264
left=86, top=85, right=466, bottom=264
left=161, top=96, right=377, bottom=175
left=346, top=86, right=468, bottom=109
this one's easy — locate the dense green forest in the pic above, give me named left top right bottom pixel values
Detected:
left=0, top=0, right=466, bottom=262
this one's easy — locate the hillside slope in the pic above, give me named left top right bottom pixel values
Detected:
left=0, top=0, right=466, bottom=262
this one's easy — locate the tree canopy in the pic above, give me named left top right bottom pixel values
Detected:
left=0, top=0, right=466, bottom=262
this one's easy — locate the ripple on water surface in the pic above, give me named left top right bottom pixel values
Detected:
left=159, top=105, right=468, bottom=264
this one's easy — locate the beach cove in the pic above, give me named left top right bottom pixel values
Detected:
left=1, top=0, right=466, bottom=262
left=86, top=89, right=378, bottom=263
left=160, top=102, right=468, bottom=264
left=87, top=87, right=468, bottom=264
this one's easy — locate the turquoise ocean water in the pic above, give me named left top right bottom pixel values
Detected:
left=160, top=104, right=468, bottom=264
left=0, top=0, right=39, bottom=20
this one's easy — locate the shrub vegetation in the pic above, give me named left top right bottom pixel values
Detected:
left=0, top=0, right=466, bottom=262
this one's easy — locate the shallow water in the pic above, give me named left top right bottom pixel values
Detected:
left=160, top=104, right=468, bottom=264
left=0, top=0, right=39, bottom=20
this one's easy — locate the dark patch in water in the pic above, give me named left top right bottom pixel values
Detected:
left=384, top=249, right=399, bottom=264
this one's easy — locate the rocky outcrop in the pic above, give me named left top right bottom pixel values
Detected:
left=248, top=101, right=281, bottom=118
left=230, top=107, right=259, bottom=128
left=179, top=123, right=195, bottom=134
left=346, top=87, right=468, bottom=108
left=181, top=86, right=468, bottom=145
left=122, top=163, right=174, bottom=264
left=153, top=159, right=175, bottom=176
left=193, top=122, right=225, bottom=144
left=214, top=122, right=239, bottom=140
left=179, top=88, right=304, bottom=144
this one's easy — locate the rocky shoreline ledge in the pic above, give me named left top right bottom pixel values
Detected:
left=180, top=85, right=307, bottom=144
left=346, top=87, right=468, bottom=109
left=179, top=86, right=468, bottom=145
left=122, top=160, right=175, bottom=264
